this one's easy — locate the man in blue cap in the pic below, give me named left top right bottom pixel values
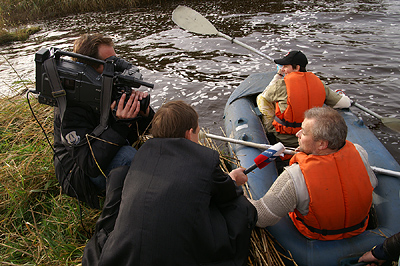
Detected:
left=257, top=50, right=351, bottom=148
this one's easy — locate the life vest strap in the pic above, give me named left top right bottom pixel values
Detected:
left=274, top=116, right=302, bottom=128
left=295, top=216, right=368, bottom=236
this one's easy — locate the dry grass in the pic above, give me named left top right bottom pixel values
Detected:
left=0, top=0, right=155, bottom=27
left=0, top=27, right=41, bottom=45
left=0, top=95, right=294, bottom=265
left=201, top=129, right=295, bottom=266
left=0, top=94, right=100, bottom=265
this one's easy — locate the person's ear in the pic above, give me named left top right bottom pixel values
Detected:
left=318, top=140, right=329, bottom=151
left=295, top=65, right=301, bottom=71
left=184, top=129, right=192, bottom=140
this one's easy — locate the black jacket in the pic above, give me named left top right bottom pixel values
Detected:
left=53, top=104, right=154, bottom=208
left=83, top=138, right=257, bottom=265
left=373, top=232, right=400, bottom=261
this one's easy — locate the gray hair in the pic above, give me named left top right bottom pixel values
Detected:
left=304, top=106, right=347, bottom=150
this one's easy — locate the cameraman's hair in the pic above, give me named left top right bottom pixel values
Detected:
left=73, top=33, right=114, bottom=69
left=151, top=100, right=198, bottom=139
left=304, top=106, right=347, bottom=150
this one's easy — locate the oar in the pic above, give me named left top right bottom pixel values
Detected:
left=370, top=166, right=400, bottom=178
left=201, top=131, right=400, bottom=178
left=199, top=131, right=296, bottom=155
left=173, top=5, right=400, bottom=133
left=172, top=5, right=274, bottom=62
left=353, top=102, right=400, bottom=133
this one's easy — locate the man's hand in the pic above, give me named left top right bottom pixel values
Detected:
left=111, top=91, right=140, bottom=120
left=136, top=91, right=150, bottom=117
left=358, top=250, right=386, bottom=266
left=229, top=168, right=248, bottom=186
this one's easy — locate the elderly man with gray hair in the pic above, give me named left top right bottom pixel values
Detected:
left=251, top=106, right=377, bottom=241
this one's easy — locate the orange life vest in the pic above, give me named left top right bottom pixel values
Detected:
left=273, top=72, right=325, bottom=135
left=288, top=141, right=373, bottom=240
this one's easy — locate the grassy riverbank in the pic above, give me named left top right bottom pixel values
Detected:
left=0, top=95, right=100, bottom=264
left=0, top=0, right=154, bottom=27
left=0, top=27, right=41, bottom=45
left=0, top=0, right=156, bottom=45
left=0, top=91, right=290, bottom=265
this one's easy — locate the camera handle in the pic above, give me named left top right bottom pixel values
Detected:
left=116, top=74, right=154, bottom=89
left=54, top=50, right=105, bottom=66
left=93, top=60, right=115, bottom=137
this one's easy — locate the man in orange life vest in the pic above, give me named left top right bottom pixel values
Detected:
left=250, top=106, right=377, bottom=241
left=256, top=51, right=352, bottom=148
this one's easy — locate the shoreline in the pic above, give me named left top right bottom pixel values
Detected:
left=0, top=0, right=156, bottom=45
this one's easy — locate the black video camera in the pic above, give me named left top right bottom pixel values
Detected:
left=34, top=47, right=154, bottom=113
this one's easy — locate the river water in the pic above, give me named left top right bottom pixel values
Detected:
left=1, top=0, right=399, bottom=163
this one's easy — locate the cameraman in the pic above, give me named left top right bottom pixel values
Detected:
left=53, top=34, right=154, bottom=209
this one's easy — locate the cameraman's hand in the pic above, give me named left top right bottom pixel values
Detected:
left=136, top=91, right=150, bottom=117
left=111, top=92, right=140, bottom=120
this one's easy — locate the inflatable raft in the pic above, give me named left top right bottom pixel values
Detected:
left=223, top=72, right=400, bottom=266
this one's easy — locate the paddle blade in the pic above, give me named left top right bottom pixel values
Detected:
left=382, top=117, right=400, bottom=133
left=172, top=5, right=219, bottom=35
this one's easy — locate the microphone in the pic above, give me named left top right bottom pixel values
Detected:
left=244, top=142, right=285, bottom=175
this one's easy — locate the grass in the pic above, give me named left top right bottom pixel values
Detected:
left=0, top=88, right=291, bottom=265
left=0, top=0, right=158, bottom=45
left=0, top=71, right=98, bottom=264
left=0, top=57, right=290, bottom=264
left=0, top=92, right=101, bottom=265
left=0, top=0, right=154, bottom=27
left=0, top=27, right=41, bottom=45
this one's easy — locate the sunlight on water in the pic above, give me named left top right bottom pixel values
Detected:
left=0, top=0, right=399, bottom=160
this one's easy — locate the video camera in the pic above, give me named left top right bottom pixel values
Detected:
left=34, top=47, right=154, bottom=113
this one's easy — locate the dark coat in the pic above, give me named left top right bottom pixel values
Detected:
left=83, top=138, right=257, bottom=265
left=372, top=231, right=400, bottom=261
left=53, top=105, right=154, bottom=208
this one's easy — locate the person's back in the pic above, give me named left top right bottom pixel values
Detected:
left=83, top=101, right=257, bottom=265
left=256, top=51, right=351, bottom=148
left=99, top=138, right=255, bottom=265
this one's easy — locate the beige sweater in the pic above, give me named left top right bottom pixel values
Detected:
left=256, top=73, right=352, bottom=147
left=250, top=144, right=377, bottom=228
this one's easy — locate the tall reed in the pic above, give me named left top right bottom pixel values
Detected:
left=0, top=94, right=100, bottom=265
left=0, top=94, right=293, bottom=265
left=0, top=0, right=153, bottom=27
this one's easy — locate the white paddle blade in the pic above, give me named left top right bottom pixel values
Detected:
left=172, top=5, right=219, bottom=35
left=382, top=117, right=400, bottom=133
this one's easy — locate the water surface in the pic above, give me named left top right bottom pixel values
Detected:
left=1, top=0, right=399, bottom=162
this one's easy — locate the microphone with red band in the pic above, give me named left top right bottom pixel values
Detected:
left=244, top=142, right=285, bottom=175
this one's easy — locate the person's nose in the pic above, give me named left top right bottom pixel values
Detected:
left=296, top=129, right=302, bottom=138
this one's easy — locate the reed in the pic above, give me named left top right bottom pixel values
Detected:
left=0, top=94, right=100, bottom=265
left=0, top=27, right=41, bottom=45
left=0, top=0, right=154, bottom=27
left=0, top=93, right=293, bottom=265
left=0, top=54, right=290, bottom=264
left=201, top=129, right=295, bottom=266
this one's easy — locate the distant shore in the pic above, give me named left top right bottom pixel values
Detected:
left=0, top=0, right=154, bottom=45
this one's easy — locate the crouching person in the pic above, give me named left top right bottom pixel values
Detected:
left=83, top=100, right=257, bottom=266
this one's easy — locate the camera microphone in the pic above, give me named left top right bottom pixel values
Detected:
left=244, top=142, right=285, bottom=175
